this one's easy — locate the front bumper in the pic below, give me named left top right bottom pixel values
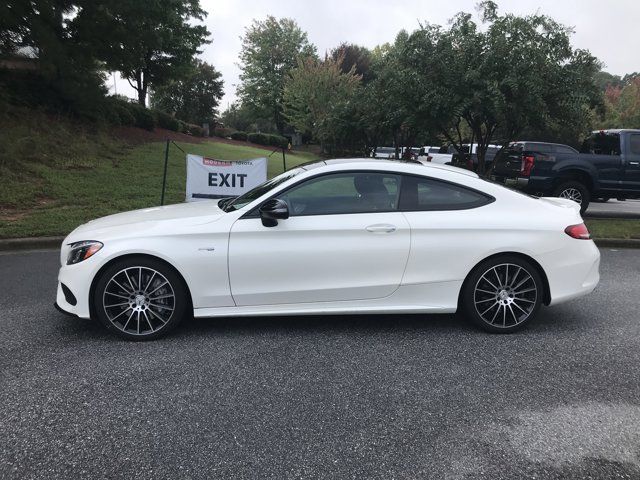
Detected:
left=56, top=256, right=102, bottom=319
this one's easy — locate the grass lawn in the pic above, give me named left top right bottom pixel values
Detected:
left=585, top=218, right=640, bottom=240
left=0, top=109, right=318, bottom=238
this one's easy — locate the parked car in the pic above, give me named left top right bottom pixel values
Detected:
left=372, top=147, right=396, bottom=159
left=450, top=144, right=503, bottom=170
left=418, top=146, right=453, bottom=164
left=56, top=158, right=599, bottom=339
left=492, top=131, right=640, bottom=213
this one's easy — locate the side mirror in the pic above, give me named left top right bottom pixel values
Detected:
left=259, top=198, right=289, bottom=227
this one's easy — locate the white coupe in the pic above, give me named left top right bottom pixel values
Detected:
left=55, top=159, right=600, bottom=339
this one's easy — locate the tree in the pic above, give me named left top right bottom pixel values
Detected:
left=76, top=0, right=210, bottom=106
left=396, top=1, right=603, bottom=174
left=151, top=60, right=223, bottom=125
left=237, top=16, right=316, bottom=134
left=0, top=0, right=107, bottom=116
left=330, top=43, right=373, bottom=83
left=283, top=55, right=361, bottom=153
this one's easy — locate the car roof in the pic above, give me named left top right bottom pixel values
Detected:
left=297, top=158, right=480, bottom=178
left=514, top=141, right=570, bottom=146
left=590, top=129, right=640, bottom=134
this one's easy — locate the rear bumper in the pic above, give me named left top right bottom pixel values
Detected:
left=541, top=240, right=600, bottom=306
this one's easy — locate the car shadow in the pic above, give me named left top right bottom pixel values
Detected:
left=51, top=303, right=590, bottom=342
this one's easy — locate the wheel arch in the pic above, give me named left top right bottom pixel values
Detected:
left=457, top=251, right=551, bottom=309
left=553, top=169, right=595, bottom=192
left=88, top=253, right=194, bottom=321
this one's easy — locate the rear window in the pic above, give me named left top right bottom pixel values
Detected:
left=581, top=133, right=621, bottom=155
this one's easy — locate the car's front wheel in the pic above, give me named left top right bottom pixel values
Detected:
left=461, top=256, right=544, bottom=333
left=93, top=256, right=188, bottom=340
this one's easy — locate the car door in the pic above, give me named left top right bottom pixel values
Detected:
left=398, top=174, right=496, bottom=288
left=622, top=133, right=640, bottom=192
left=228, top=171, right=411, bottom=306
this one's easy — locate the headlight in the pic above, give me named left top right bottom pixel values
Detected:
left=66, top=240, right=103, bottom=265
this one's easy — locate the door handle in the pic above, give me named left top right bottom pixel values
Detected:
left=630, top=161, right=639, bottom=166
left=366, top=224, right=397, bottom=233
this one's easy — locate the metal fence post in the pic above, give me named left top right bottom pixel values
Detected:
left=161, top=139, right=170, bottom=205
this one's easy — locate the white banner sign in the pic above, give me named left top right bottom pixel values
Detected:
left=185, top=154, right=267, bottom=202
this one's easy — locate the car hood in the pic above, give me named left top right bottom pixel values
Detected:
left=67, top=200, right=226, bottom=241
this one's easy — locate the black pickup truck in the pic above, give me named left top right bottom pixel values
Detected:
left=492, top=130, right=640, bottom=213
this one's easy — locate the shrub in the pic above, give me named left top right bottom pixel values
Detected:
left=246, top=132, right=288, bottom=148
left=153, top=109, right=180, bottom=131
left=247, top=132, right=269, bottom=145
left=267, top=134, right=288, bottom=149
left=213, top=126, right=235, bottom=138
left=230, top=131, right=248, bottom=141
left=185, top=123, right=205, bottom=137
left=127, top=103, right=156, bottom=131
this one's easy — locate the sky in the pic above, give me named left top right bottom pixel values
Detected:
left=108, top=0, right=640, bottom=109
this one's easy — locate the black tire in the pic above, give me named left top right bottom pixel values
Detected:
left=461, top=255, right=544, bottom=333
left=553, top=180, right=590, bottom=214
left=93, top=256, right=188, bottom=340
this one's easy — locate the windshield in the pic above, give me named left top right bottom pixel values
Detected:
left=219, top=168, right=304, bottom=212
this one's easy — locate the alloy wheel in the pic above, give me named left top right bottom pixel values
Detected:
left=102, top=267, right=175, bottom=336
left=473, top=263, right=538, bottom=328
left=558, top=187, right=583, bottom=204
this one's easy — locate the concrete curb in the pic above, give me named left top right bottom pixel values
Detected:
left=0, top=236, right=64, bottom=252
left=1, top=235, right=639, bottom=252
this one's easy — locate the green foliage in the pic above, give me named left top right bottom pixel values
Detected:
left=152, top=109, right=180, bottom=131
left=185, top=123, right=205, bottom=137
left=330, top=43, right=374, bottom=83
left=284, top=55, right=362, bottom=154
left=74, top=0, right=210, bottom=106
left=237, top=16, right=317, bottom=133
left=0, top=1, right=107, bottom=118
left=0, top=105, right=319, bottom=238
left=220, top=101, right=278, bottom=133
left=245, top=132, right=288, bottom=148
left=393, top=3, right=603, bottom=173
left=151, top=60, right=223, bottom=124
left=230, top=131, right=248, bottom=141
left=126, top=103, right=156, bottom=131
left=247, top=132, right=270, bottom=145
left=213, top=126, right=236, bottom=138
left=597, top=75, right=640, bottom=129
left=267, top=134, right=288, bottom=148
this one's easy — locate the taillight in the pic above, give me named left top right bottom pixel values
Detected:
left=565, top=223, right=591, bottom=240
left=426, top=155, right=432, bottom=162
left=521, top=155, right=535, bottom=176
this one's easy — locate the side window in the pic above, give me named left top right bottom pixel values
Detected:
left=399, top=175, right=492, bottom=211
left=630, top=134, right=640, bottom=155
left=276, top=172, right=400, bottom=216
left=554, top=145, right=578, bottom=154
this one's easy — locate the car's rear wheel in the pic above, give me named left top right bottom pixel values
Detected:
left=93, top=256, right=187, bottom=340
left=554, top=180, right=590, bottom=214
left=462, top=256, right=544, bottom=333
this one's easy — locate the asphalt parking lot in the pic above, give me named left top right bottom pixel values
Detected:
left=1, top=248, right=639, bottom=479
